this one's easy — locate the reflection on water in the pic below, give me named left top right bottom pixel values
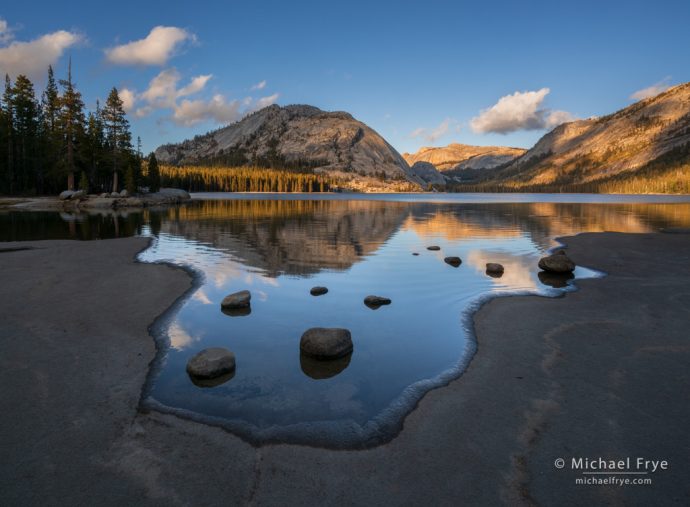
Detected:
left=3, top=196, right=690, bottom=447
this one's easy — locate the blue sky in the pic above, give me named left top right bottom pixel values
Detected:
left=1, top=0, right=689, bottom=154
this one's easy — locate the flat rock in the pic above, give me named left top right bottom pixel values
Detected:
left=427, top=246, right=441, bottom=251
left=310, top=286, right=328, bottom=296
left=444, top=256, right=462, bottom=267
left=538, top=250, right=576, bottom=273
left=300, top=328, right=353, bottom=359
left=364, top=295, right=392, bottom=308
left=221, top=290, right=251, bottom=309
left=186, top=347, right=236, bottom=379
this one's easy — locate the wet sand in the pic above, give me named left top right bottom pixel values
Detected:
left=1, top=233, right=688, bottom=506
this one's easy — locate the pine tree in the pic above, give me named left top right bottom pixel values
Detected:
left=147, top=152, right=160, bottom=192
left=3, top=75, right=15, bottom=194
left=58, top=59, right=86, bottom=191
left=102, top=88, right=131, bottom=192
left=41, top=65, right=61, bottom=191
left=12, top=75, right=41, bottom=193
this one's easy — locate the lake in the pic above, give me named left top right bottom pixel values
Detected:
left=3, top=193, right=690, bottom=447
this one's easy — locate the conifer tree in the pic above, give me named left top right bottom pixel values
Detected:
left=12, top=74, right=40, bottom=193
left=147, top=152, right=160, bottom=192
left=58, top=59, right=86, bottom=190
left=102, top=87, right=131, bottom=192
left=41, top=65, right=61, bottom=189
left=3, top=74, right=15, bottom=194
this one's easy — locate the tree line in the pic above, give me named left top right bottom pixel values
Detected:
left=159, top=165, right=339, bottom=193
left=0, top=62, right=146, bottom=195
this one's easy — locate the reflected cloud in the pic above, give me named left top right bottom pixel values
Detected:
left=168, top=322, right=200, bottom=350
left=465, top=250, right=539, bottom=291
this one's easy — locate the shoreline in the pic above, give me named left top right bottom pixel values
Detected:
left=1, top=232, right=689, bottom=504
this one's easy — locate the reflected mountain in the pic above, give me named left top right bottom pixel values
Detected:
left=155, top=199, right=412, bottom=276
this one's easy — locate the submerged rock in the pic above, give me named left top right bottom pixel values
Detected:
left=538, top=250, right=576, bottom=273
left=412, top=252, right=419, bottom=256
left=427, top=246, right=441, bottom=251
left=300, top=328, right=353, bottom=359
left=364, top=295, right=392, bottom=308
left=221, top=290, right=251, bottom=309
left=310, top=286, right=329, bottom=296
left=186, top=347, right=236, bottom=379
left=300, top=351, right=352, bottom=379
left=189, top=370, right=236, bottom=387
left=444, top=256, right=462, bottom=267
left=486, top=263, right=504, bottom=277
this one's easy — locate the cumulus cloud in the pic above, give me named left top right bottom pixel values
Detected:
left=409, top=118, right=456, bottom=143
left=105, top=26, right=194, bottom=66
left=630, top=78, right=672, bottom=101
left=0, top=21, right=81, bottom=80
left=119, top=88, right=136, bottom=112
left=126, top=67, right=279, bottom=126
left=470, top=88, right=574, bottom=134
left=250, top=80, right=267, bottom=90
left=173, top=95, right=242, bottom=126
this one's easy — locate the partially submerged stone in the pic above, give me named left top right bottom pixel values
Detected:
left=427, top=245, right=441, bottom=251
left=186, top=347, right=236, bottom=379
left=300, top=328, right=353, bottom=359
left=364, top=295, right=392, bottom=308
left=538, top=250, right=576, bottom=273
left=486, top=263, right=504, bottom=277
left=221, top=290, right=251, bottom=309
left=310, top=286, right=328, bottom=296
left=444, top=256, right=462, bottom=267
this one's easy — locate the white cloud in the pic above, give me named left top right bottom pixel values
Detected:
left=409, top=118, right=456, bottom=143
left=119, top=88, right=136, bottom=112
left=470, top=88, right=574, bottom=134
left=250, top=93, right=280, bottom=111
left=0, top=18, right=14, bottom=44
left=124, top=67, right=280, bottom=127
left=173, top=95, right=242, bottom=126
left=630, top=78, right=672, bottom=101
left=105, top=26, right=194, bottom=66
left=0, top=23, right=81, bottom=80
left=250, top=80, right=267, bottom=90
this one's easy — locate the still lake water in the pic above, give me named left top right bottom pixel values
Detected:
left=3, top=193, right=690, bottom=447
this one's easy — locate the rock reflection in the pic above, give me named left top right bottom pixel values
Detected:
left=300, top=352, right=352, bottom=380
left=538, top=271, right=575, bottom=288
left=221, top=306, right=252, bottom=317
left=188, top=369, right=236, bottom=388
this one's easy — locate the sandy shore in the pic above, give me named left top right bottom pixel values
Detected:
left=1, top=233, right=688, bottom=506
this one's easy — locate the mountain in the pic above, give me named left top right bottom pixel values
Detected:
left=403, top=143, right=526, bottom=173
left=483, top=82, right=690, bottom=189
left=155, top=104, right=442, bottom=190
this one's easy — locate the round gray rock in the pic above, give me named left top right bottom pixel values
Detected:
left=300, top=328, right=353, bottom=359
left=486, top=262, right=504, bottom=274
left=221, top=290, right=251, bottom=309
left=186, top=347, right=236, bottom=379
left=310, top=286, right=328, bottom=296
left=538, top=250, right=576, bottom=273
left=364, top=295, right=392, bottom=307
left=444, top=256, right=462, bottom=267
